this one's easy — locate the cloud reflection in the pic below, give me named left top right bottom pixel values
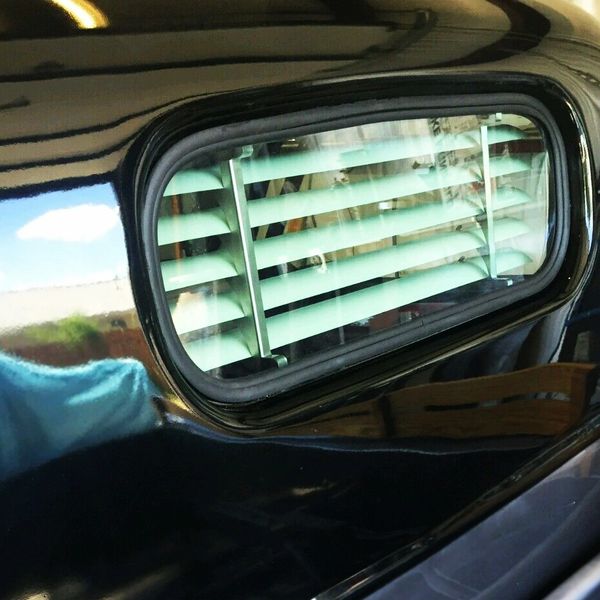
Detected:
left=17, top=203, right=119, bottom=243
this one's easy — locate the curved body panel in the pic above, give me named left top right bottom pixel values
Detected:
left=1, top=2, right=600, bottom=598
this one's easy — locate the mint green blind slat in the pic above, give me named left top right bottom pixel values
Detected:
left=486, top=125, right=529, bottom=145
left=171, top=294, right=244, bottom=334
left=249, top=164, right=479, bottom=230
left=161, top=253, right=237, bottom=292
left=182, top=248, right=531, bottom=371
left=242, top=132, right=478, bottom=184
left=159, top=186, right=531, bottom=292
left=162, top=162, right=480, bottom=246
left=185, top=332, right=252, bottom=372
left=248, top=156, right=527, bottom=229
left=162, top=125, right=525, bottom=197
left=163, top=167, right=223, bottom=196
left=158, top=155, right=530, bottom=246
left=158, top=207, right=229, bottom=246
left=261, top=217, right=530, bottom=311
left=168, top=216, right=530, bottom=334
left=490, top=156, right=532, bottom=178
left=243, top=125, right=524, bottom=184
left=266, top=249, right=531, bottom=350
left=253, top=186, right=530, bottom=270
left=160, top=186, right=531, bottom=292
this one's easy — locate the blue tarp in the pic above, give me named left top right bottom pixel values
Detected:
left=0, top=353, right=160, bottom=481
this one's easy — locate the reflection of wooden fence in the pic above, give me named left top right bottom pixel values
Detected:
left=278, top=363, right=599, bottom=440
left=12, top=329, right=155, bottom=368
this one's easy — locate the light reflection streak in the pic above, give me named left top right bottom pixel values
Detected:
left=46, top=0, right=108, bottom=29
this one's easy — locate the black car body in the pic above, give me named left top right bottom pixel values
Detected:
left=2, top=1, right=600, bottom=598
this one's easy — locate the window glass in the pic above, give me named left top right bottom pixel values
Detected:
left=156, top=113, right=551, bottom=378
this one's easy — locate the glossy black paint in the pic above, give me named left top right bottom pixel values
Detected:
left=1, top=1, right=600, bottom=599
left=365, top=431, right=600, bottom=600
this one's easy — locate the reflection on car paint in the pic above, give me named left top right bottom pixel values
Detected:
left=275, top=363, right=599, bottom=440
left=365, top=436, right=600, bottom=600
left=0, top=352, right=160, bottom=481
left=0, top=0, right=598, bottom=598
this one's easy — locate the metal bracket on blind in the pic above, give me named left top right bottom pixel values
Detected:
left=480, top=124, right=498, bottom=279
left=220, top=156, right=287, bottom=367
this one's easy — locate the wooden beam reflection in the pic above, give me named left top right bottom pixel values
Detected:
left=278, top=363, right=599, bottom=439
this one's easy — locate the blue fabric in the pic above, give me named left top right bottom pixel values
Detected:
left=0, top=353, right=160, bottom=481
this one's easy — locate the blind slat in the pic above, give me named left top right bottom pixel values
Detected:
left=158, top=155, right=531, bottom=245
left=162, top=125, right=526, bottom=197
left=254, top=186, right=530, bottom=269
left=158, top=207, right=229, bottom=246
left=249, top=156, right=527, bottom=228
left=161, top=253, right=237, bottom=292
left=185, top=332, right=251, bottom=371
left=181, top=249, right=531, bottom=370
left=168, top=217, right=530, bottom=335
left=249, top=164, right=477, bottom=229
left=160, top=186, right=531, bottom=292
left=261, top=217, right=530, bottom=311
left=244, top=125, right=525, bottom=186
left=267, top=250, right=531, bottom=349
left=171, top=294, right=244, bottom=334
left=163, top=167, right=223, bottom=196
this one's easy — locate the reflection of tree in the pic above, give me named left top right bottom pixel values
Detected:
left=27, top=314, right=105, bottom=349
left=5, top=312, right=168, bottom=389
